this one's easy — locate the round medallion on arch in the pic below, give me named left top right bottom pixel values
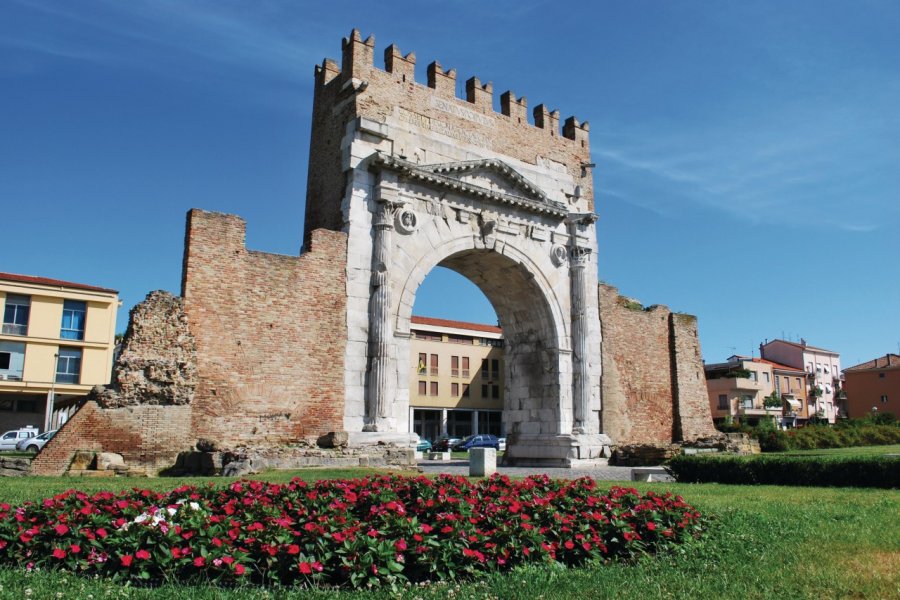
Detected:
left=395, top=208, right=419, bottom=234
left=550, top=244, right=569, bottom=267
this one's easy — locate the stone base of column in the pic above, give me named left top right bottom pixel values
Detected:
left=347, top=432, right=419, bottom=447
left=502, top=433, right=614, bottom=468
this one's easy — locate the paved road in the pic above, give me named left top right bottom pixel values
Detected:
left=417, top=460, right=670, bottom=482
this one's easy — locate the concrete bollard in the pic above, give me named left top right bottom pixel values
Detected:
left=469, top=447, right=496, bottom=477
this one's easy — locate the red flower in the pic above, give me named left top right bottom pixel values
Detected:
left=70, top=544, right=81, bottom=554
left=646, top=522, right=657, bottom=531
left=394, top=539, right=407, bottom=552
left=193, top=556, right=206, bottom=567
left=54, top=524, right=69, bottom=536
left=120, top=554, right=134, bottom=567
left=287, top=544, right=300, bottom=555
left=171, top=547, right=183, bottom=559
left=234, top=563, right=246, bottom=576
left=52, top=548, right=67, bottom=559
left=136, top=549, right=150, bottom=560
left=299, top=561, right=312, bottom=575
left=564, top=540, right=575, bottom=550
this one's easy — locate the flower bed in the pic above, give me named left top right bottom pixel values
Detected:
left=0, top=474, right=704, bottom=589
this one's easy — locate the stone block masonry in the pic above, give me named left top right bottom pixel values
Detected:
left=598, top=284, right=717, bottom=444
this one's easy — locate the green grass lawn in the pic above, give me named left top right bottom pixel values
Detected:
left=775, top=444, right=900, bottom=458
left=0, top=469, right=897, bottom=599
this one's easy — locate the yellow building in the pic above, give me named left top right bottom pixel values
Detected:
left=0, top=272, right=119, bottom=433
left=409, top=316, right=504, bottom=443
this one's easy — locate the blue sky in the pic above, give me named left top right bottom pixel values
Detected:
left=2, top=0, right=898, bottom=366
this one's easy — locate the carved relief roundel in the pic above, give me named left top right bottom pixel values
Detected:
left=395, top=208, right=419, bottom=234
left=551, top=244, right=569, bottom=267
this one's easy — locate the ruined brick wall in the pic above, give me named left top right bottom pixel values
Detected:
left=182, top=209, right=348, bottom=448
left=599, top=284, right=716, bottom=444
left=31, top=401, right=193, bottom=476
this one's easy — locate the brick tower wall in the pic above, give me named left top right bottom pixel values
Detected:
left=598, top=284, right=715, bottom=444
left=304, top=29, right=594, bottom=241
left=182, top=209, right=348, bottom=447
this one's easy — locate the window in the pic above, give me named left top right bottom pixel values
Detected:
left=462, top=383, right=470, bottom=398
left=796, top=377, right=802, bottom=388
left=492, top=385, right=500, bottom=399
left=880, top=373, right=886, bottom=379
left=2, top=294, right=30, bottom=336
left=60, top=300, right=87, bottom=340
left=718, top=394, right=728, bottom=409
left=418, top=381, right=427, bottom=396
left=0, top=341, right=25, bottom=381
left=417, top=353, right=427, bottom=375
left=481, top=360, right=489, bottom=379
left=740, top=395, right=753, bottom=409
left=451, top=383, right=459, bottom=396
left=430, top=381, right=438, bottom=396
left=430, top=354, right=438, bottom=376
left=491, top=359, right=500, bottom=377
left=414, top=331, right=441, bottom=341
left=749, top=371, right=758, bottom=382
left=447, top=334, right=472, bottom=345
left=774, top=376, right=781, bottom=394
left=763, top=372, right=770, bottom=384
left=823, top=365, right=830, bottom=375
left=481, top=384, right=488, bottom=397
left=481, top=338, right=504, bottom=348
left=881, top=395, right=889, bottom=404
left=807, top=362, right=813, bottom=373
left=816, top=363, right=822, bottom=373
left=825, top=385, right=832, bottom=394
left=55, top=347, right=82, bottom=384
left=451, top=356, right=459, bottom=377
left=462, top=357, right=470, bottom=378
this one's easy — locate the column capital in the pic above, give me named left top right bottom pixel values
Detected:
left=570, top=246, right=592, bottom=267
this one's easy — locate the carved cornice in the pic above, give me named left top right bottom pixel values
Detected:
left=369, top=153, right=569, bottom=218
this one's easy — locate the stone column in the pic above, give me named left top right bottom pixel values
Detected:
left=570, top=245, right=592, bottom=434
left=363, top=185, right=401, bottom=432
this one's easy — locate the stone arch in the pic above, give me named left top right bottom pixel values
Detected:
left=392, top=233, right=571, bottom=439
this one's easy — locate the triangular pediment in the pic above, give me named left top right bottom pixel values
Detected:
left=369, top=154, right=568, bottom=218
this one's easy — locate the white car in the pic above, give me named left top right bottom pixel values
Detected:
left=0, top=426, right=39, bottom=451
left=16, top=429, right=57, bottom=453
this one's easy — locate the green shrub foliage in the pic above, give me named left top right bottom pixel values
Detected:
left=667, top=455, right=900, bottom=488
left=0, top=474, right=706, bottom=589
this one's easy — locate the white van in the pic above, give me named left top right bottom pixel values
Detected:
left=0, top=426, right=39, bottom=451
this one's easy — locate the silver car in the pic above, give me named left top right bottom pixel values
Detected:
left=16, top=430, right=57, bottom=453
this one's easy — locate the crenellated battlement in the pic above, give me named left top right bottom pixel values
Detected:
left=314, top=29, right=589, bottom=144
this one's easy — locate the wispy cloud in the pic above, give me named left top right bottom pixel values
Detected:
left=5, top=0, right=325, bottom=79
left=593, top=88, right=900, bottom=232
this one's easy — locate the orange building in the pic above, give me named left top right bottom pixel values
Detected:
left=842, top=354, right=900, bottom=419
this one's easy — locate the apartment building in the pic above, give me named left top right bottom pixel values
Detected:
left=760, top=339, right=844, bottom=423
left=409, top=316, right=504, bottom=443
left=0, top=272, right=119, bottom=433
left=843, top=354, right=900, bottom=419
left=705, top=356, right=780, bottom=426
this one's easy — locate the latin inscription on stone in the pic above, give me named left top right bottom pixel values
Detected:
left=397, top=107, right=492, bottom=149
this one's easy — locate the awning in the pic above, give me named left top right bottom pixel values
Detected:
left=787, top=399, right=802, bottom=410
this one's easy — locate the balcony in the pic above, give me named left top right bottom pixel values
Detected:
left=728, top=377, right=762, bottom=391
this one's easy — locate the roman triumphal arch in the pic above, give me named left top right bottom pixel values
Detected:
left=305, top=31, right=612, bottom=465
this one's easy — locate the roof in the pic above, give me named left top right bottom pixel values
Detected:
left=844, top=354, right=900, bottom=372
left=762, top=338, right=838, bottom=355
left=0, top=272, right=118, bottom=295
left=751, top=358, right=807, bottom=374
left=411, top=315, right=502, bottom=335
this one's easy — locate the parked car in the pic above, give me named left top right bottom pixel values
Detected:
left=16, top=429, right=57, bottom=453
left=452, top=434, right=501, bottom=451
left=416, top=439, right=432, bottom=452
left=431, top=437, right=460, bottom=452
left=0, top=426, right=39, bottom=451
